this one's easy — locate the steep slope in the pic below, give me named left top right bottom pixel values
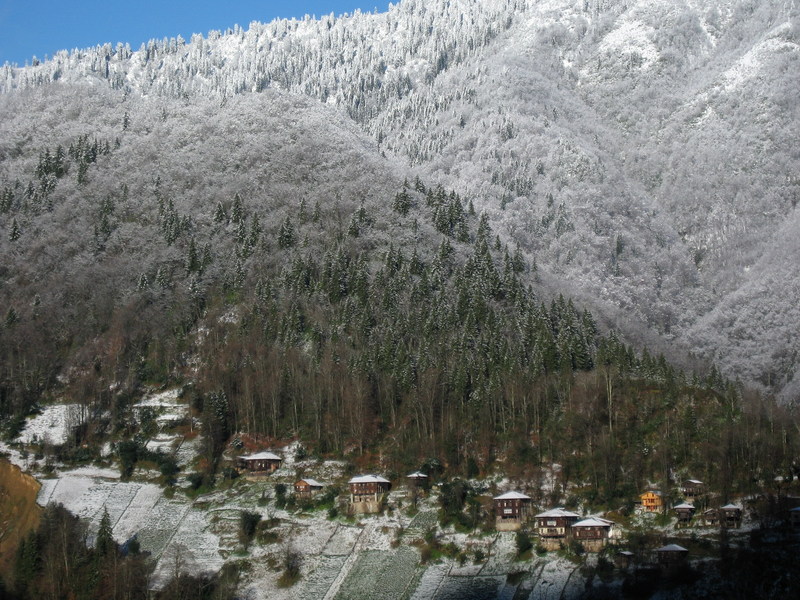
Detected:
left=1, top=0, right=799, bottom=397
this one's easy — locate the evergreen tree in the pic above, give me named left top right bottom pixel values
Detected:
left=9, top=218, right=21, bottom=241
left=278, top=215, right=296, bottom=249
left=96, top=507, right=115, bottom=556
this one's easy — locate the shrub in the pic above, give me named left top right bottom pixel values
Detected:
left=515, top=531, right=533, bottom=556
left=239, top=511, right=262, bottom=548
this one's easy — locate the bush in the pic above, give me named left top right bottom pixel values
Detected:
left=239, top=511, right=262, bottom=548
left=515, top=531, right=533, bottom=556
left=277, top=548, right=302, bottom=587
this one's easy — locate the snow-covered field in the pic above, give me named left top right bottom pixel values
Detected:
left=16, top=404, right=85, bottom=446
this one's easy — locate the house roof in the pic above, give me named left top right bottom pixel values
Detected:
left=493, top=491, right=531, bottom=501
left=573, top=517, right=613, bottom=528
left=674, top=503, right=695, bottom=510
left=684, top=479, right=704, bottom=484
left=297, top=478, right=323, bottom=487
left=241, top=451, right=281, bottom=461
left=407, top=471, right=428, bottom=478
left=535, top=507, right=580, bottom=518
left=348, top=474, right=391, bottom=484
left=618, top=551, right=635, bottom=557
left=641, top=490, right=662, bottom=496
left=656, top=544, right=688, bottom=553
left=721, top=503, right=740, bottom=510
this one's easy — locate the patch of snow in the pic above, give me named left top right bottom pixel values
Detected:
left=598, top=19, right=659, bottom=70
left=16, top=404, right=86, bottom=446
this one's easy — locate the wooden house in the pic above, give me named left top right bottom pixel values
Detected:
left=348, top=474, right=391, bottom=514
left=406, top=471, right=428, bottom=487
left=571, top=517, right=615, bottom=552
left=534, top=508, right=580, bottom=550
left=615, top=550, right=635, bottom=569
left=701, top=507, right=719, bottom=527
left=238, top=451, right=282, bottom=475
left=294, top=478, right=324, bottom=499
left=720, top=504, right=742, bottom=528
left=655, top=544, right=688, bottom=565
left=673, top=503, right=696, bottom=527
left=640, top=490, right=664, bottom=512
left=493, top=491, right=531, bottom=531
left=680, top=479, right=705, bottom=501
left=789, top=507, right=800, bottom=529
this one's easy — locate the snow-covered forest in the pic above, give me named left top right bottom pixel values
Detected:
left=3, top=0, right=798, bottom=400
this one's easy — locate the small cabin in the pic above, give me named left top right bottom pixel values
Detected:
left=673, top=503, right=696, bottom=527
left=534, top=508, right=580, bottom=549
left=655, top=544, right=688, bottom=565
left=571, top=517, right=614, bottom=552
left=493, top=491, right=531, bottom=531
left=680, top=479, right=705, bottom=501
left=615, top=550, right=635, bottom=570
left=294, top=478, right=324, bottom=499
left=238, top=451, right=282, bottom=475
left=789, top=507, right=800, bottom=529
left=406, top=471, right=428, bottom=487
left=702, top=508, right=719, bottom=527
left=720, top=504, right=742, bottom=528
left=348, top=474, right=391, bottom=514
left=640, top=490, right=664, bottom=513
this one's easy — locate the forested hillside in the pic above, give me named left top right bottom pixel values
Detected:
left=0, top=81, right=796, bottom=506
left=1, top=4, right=800, bottom=598
left=2, top=0, right=798, bottom=399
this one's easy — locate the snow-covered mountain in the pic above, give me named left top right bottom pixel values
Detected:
left=2, top=0, right=799, bottom=399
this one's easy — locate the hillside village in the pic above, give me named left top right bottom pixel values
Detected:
left=2, top=1, right=800, bottom=598
left=2, top=389, right=799, bottom=599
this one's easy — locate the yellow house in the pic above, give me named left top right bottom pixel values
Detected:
left=640, top=490, right=663, bottom=512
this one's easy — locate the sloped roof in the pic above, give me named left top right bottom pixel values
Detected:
left=241, top=451, right=281, bottom=461
left=673, top=503, right=695, bottom=510
left=407, top=471, right=428, bottom=478
left=297, top=478, right=324, bottom=487
left=721, top=503, right=740, bottom=510
left=684, top=479, right=704, bottom=484
left=573, top=517, right=613, bottom=528
left=348, top=474, right=391, bottom=484
left=493, top=491, right=531, bottom=501
left=535, top=507, right=580, bottom=518
left=656, top=544, right=688, bottom=552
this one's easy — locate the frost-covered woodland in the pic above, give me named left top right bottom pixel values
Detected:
left=2, top=0, right=799, bottom=398
left=1, top=1, right=800, bottom=597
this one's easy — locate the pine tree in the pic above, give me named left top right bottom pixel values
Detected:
left=9, top=217, right=21, bottom=241
left=213, top=201, right=227, bottom=223
left=96, top=507, right=115, bottom=556
left=4, top=306, right=18, bottom=328
left=231, top=193, right=244, bottom=224
left=278, top=215, right=296, bottom=249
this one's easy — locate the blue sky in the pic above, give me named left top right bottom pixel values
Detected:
left=0, top=1, right=392, bottom=66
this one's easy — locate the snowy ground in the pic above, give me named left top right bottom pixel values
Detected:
left=16, top=404, right=86, bottom=446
